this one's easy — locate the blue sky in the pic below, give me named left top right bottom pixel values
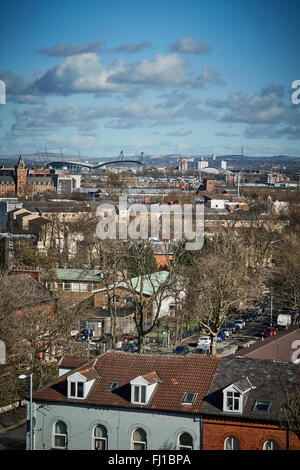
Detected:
left=0, top=0, right=299, bottom=158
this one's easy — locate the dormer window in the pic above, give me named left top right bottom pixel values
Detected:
left=130, top=371, right=160, bottom=406
left=224, top=389, right=241, bottom=412
left=67, top=370, right=97, bottom=400
left=223, top=377, right=254, bottom=414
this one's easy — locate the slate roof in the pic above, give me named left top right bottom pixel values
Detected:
left=33, top=351, right=221, bottom=414
left=59, top=357, right=90, bottom=370
left=202, top=356, right=300, bottom=423
left=113, top=271, right=171, bottom=296
left=54, top=269, right=103, bottom=282
left=233, top=326, right=300, bottom=362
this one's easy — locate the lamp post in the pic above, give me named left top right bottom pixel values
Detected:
left=18, top=373, right=33, bottom=450
left=270, top=291, right=273, bottom=326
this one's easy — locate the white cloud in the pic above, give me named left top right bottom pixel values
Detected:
left=110, top=53, right=188, bottom=87
left=30, top=53, right=129, bottom=95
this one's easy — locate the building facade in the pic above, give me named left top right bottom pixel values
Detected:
left=29, top=352, right=300, bottom=451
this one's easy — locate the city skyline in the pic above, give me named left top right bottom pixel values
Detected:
left=0, top=0, right=299, bottom=158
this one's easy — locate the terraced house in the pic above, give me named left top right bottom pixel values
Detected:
left=28, top=352, right=300, bottom=450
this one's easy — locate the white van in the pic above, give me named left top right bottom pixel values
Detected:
left=277, top=314, right=292, bottom=327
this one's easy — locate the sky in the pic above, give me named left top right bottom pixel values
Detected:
left=0, top=0, right=299, bottom=158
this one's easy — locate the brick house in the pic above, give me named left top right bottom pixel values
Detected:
left=28, top=352, right=300, bottom=450
left=45, top=268, right=107, bottom=304
left=201, top=356, right=300, bottom=450
left=72, top=270, right=183, bottom=338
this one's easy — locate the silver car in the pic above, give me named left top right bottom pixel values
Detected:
left=234, top=319, right=245, bottom=329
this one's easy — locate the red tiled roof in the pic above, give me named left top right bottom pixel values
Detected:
left=34, top=351, right=221, bottom=414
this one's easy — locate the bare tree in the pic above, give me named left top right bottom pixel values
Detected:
left=0, top=274, right=82, bottom=400
left=270, top=233, right=300, bottom=324
left=185, top=233, right=263, bottom=355
left=119, top=241, right=187, bottom=353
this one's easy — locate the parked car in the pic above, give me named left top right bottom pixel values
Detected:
left=234, top=319, right=245, bottom=329
left=244, top=313, right=255, bottom=322
left=261, top=327, right=277, bottom=338
left=197, top=336, right=211, bottom=347
left=192, top=345, right=210, bottom=355
left=173, top=345, right=189, bottom=355
left=123, top=343, right=138, bottom=353
left=220, top=328, right=231, bottom=338
left=77, top=329, right=91, bottom=341
left=217, top=331, right=226, bottom=343
left=226, top=323, right=238, bottom=333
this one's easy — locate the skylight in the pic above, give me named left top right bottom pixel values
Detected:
left=181, top=393, right=197, bottom=405
left=108, top=382, right=119, bottom=391
left=253, top=400, right=271, bottom=412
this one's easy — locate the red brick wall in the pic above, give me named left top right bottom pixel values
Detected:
left=202, top=417, right=300, bottom=450
left=204, top=179, right=215, bottom=192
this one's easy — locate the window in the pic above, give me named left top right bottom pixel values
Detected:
left=69, top=381, right=84, bottom=398
left=132, top=428, right=147, bottom=450
left=253, top=400, right=271, bottom=412
left=63, top=282, right=71, bottom=291
left=133, top=385, right=146, bottom=404
left=108, top=382, right=119, bottom=391
left=263, top=440, right=279, bottom=450
left=80, top=283, right=89, bottom=292
left=224, top=436, right=240, bottom=450
left=72, top=283, right=80, bottom=292
left=178, top=432, right=193, bottom=450
left=53, top=421, right=67, bottom=449
left=92, top=425, right=107, bottom=450
left=224, top=389, right=242, bottom=412
left=181, top=393, right=197, bottom=405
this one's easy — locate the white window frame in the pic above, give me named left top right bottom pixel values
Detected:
left=79, top=283, right=89, bottom=292
left=132, top=385, right=147, bottom=405
left=223, top=386, right=242, bottom=413
left=177, top=432, right=193, bottom=450
left=224, top=436, right=240, bottom=450
left=53, top=421, right=68, bottom=449
left=92, top=425, right=108, bottom=450
left=71, top=283, right=80, bottom=292
left=131, top=428, right=147, bottom=450
left=68, top=380, right=85, bottom=399
left=263, top=440, right=279, bottom=450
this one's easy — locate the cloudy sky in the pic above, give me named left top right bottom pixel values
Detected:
left=0, top=0, right=299, bottom=158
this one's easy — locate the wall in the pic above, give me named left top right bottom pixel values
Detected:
left=32, top=402, right=201, bottom=450
left=202, top=417, right=300, bottom=450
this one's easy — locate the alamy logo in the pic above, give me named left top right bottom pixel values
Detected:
left=0, top=80, right=5, bottom=104
left=291, top=340, right=300, bottom=363
left=96, top=196, right=204, bottom=250
left=291, top=80, right=300, bottom=105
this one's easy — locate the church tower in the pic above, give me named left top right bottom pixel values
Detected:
left=15, top=154, right=27, bottom=196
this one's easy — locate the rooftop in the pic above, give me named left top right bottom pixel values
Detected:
left=33, top=351, right=221, bottom=414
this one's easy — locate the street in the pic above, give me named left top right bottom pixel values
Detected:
left=0, top=423, right=26, bottom=450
